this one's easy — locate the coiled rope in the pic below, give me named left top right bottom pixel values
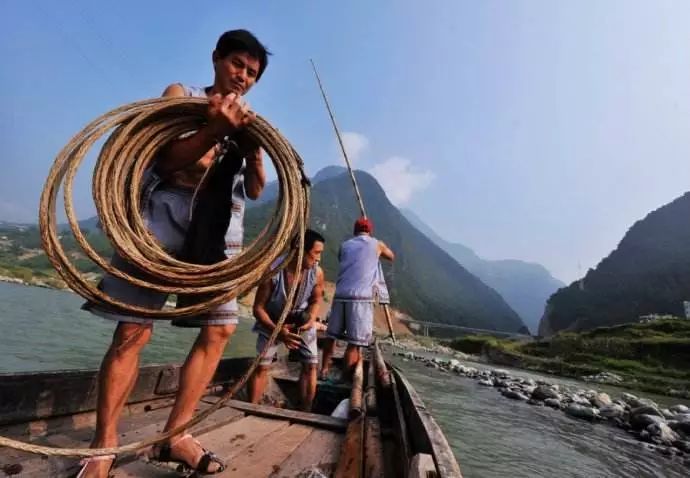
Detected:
left=0, top=96, right=310, bottom=457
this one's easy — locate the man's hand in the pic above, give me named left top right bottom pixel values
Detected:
left=208, top=93, right=256, bottom=139
left=298, top=319, right=317, bottom=333
left=278, top=326, right=302, bottom=350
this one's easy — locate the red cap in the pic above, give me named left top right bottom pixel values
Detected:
left=353, top=217, right=373, bottom=234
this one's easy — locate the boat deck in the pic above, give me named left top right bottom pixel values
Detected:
left=1, top=392, right=345, bottom=477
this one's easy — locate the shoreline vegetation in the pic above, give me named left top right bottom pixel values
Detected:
left=448, top=319, right=690, bottom=399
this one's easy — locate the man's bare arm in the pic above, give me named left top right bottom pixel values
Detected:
left=252, top=280, right=276, bottom=332
left=155, top=85, right=255, bottom=176
left=299, top=267, right=324, bottom=331
left=252, top=278, right=301, bottom=348
left=378, top=241, right=395, bottom=261
left=244, top=148, right=266, bottom=200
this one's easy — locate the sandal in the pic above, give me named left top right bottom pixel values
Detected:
left=73, top=454, right=116, bottom=478
left=146, top=434, right=225, bottom=475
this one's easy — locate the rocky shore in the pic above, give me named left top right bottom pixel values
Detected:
left=386, top=340, right=690, bottom=465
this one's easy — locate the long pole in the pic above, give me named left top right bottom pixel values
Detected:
left=310, top=59, right=396, bottom=344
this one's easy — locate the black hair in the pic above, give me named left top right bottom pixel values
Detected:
left=215, top=29, right=271, bottom=80
left=291, top=228, right=325, bottom=252
left=304, top=229, right=325, bottom=252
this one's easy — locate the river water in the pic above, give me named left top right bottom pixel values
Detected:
left=0, top=282, right=687, bottom=477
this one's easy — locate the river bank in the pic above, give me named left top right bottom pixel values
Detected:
left=381, top=335, right=690, bottom=466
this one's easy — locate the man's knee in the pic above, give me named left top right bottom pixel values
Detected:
left=302, top=363, right=318, bottom=374
left=111, top=322, right=152, bottom=355
left=200, top=323, right=236, bottom=345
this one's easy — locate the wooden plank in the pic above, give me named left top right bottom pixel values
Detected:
left=113, top=415, right=289, bottom=478
left=0, top=357, right=250, bottom=426
left=363, top=417, right=384, bottom=478
left=3, top=399, right=244, bottom=478
left=365, top=360, right=377, bottom=417
left=269, top=428, right=342, bottom=477
left=334, top=415, right=364, bottom=478
left=349, top=358, right=364, bottom=419
left=373, top=342, right=391, bottom=389
left=217, top=423, right=313, bottom=477
left=409, top=453, right=438, bottom=478
left=390, top=373, right=411, bottom=478
left=394, top=370, right=462, bottom=478
left=209, top=398, right=347, bottom=431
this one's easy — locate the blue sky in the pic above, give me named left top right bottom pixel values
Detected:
left=2, top=0, right=690, bottom=283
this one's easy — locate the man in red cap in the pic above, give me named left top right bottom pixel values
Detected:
left=320, top=217, right=395, bottom=379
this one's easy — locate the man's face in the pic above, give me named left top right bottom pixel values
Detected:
left=214, top=50, right=261, bottom=96
left=303, top=241, right=324, bottom=269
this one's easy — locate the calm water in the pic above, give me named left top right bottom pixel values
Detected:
left=0, top=282, right=687, bottom=477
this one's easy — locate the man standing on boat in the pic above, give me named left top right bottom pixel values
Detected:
left=248, top=229, right=326, bottom=412
left=78, top=29, right=269, bottom=477
left=320, top=217, right=395, bottom=380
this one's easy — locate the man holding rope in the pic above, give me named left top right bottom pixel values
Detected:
left=79, top=29, right=269, bottom=477
left=320, top=217, right=395, bottom=381
left=248, top=229, right=326, bottom=411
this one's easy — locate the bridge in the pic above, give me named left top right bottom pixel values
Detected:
left=399, top=318, right=531, bottom=339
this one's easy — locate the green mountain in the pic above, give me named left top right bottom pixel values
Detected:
left=539, top=192, right=690, bottom=336
left=402, top=209, right=564, bottom=334
left=245, top=170, right=525, bottom=332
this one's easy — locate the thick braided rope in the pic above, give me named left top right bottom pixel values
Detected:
left=0, top=97, right=309, bottom=457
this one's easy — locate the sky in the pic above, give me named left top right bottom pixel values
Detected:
left=2, top=0, right=690, bottom=283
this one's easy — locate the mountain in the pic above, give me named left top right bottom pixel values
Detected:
left=402, top=209, right=564, bottom=334
left=249, top=165, right=348, bottom=207
left=245, top=170, right=525, bottom=332
left=539, top=192, right=690, bottom=336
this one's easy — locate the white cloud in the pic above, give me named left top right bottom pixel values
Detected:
left=368, top=157, right=435, bottom=205
left=338, top=131, right=370, bottom=165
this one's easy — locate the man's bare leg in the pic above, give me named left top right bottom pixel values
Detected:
left=248, top=365, right=270, bottom=404
left=161, top=323, right=235, bottom=471
left=299, top=363, right=318, bottom=411
left=344, top=344, right=360, bottom=379
left=319, top=338, right=335, bottom=379
left=82, top=322, right=153, bottom=478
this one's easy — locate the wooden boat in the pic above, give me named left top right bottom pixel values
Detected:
left=0, top=342, right=461, bottom=477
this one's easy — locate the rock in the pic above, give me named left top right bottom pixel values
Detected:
left=590, top=393, right=612, bottom=409
left=527, top=398, right=544, bottom=406
left=448, top=359, right=460, bottom=369
left=647, top=423, right=680, bottom=445
left=670, top=404, right=690, bottom=414
left=478, top=379, right=494, bottom=387
left=675, top=413, right=690, bottom=422
left=620, top=393, right=640, bottom=407
left=581, top=372, right=624, bottom=384
left=565, top=404, right=598, bottom=421
left=630, top=414, right=666, bottom=430
left=669, top=420, right=690, bottom=434
left=532, top=385, right=561, bottom=401
left=599, top=404, right=625, bottom=419
left=502, top=389, right=529, bottom=401
left=661, top=409, right=675, bottom=420
left=674, top=440, right=690, bottom=453
left=544, top=398, right=562, bottom=409
left=522, top=386, right=536, bottom=396
left=492, top=369, right=510, bottom=379
left=570, top=395, right=592, bottom=407
left=630, top=405, right=663, bottom=419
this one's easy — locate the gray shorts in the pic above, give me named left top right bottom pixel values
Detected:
left=255, top=327, right=318, bottom=367
left=85, top=185, right=238, bottom=327
left=326, top=300, right=374, bottom=347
